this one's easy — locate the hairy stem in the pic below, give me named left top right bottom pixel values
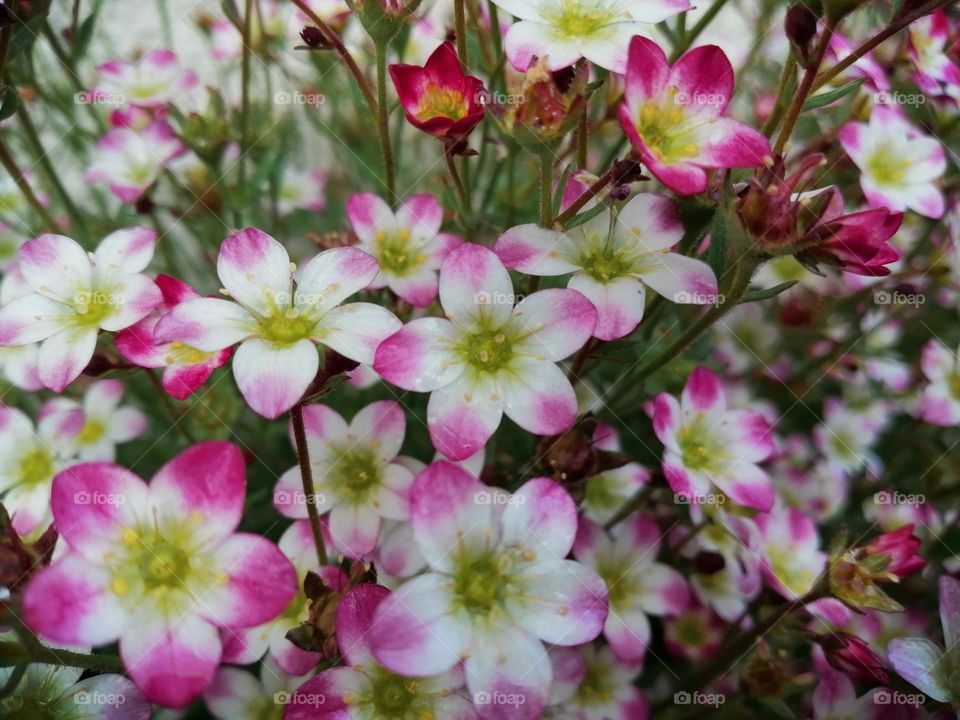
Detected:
left=291, top=403, right=329, bottom=567
left=375, top=43, right=397, bottom=206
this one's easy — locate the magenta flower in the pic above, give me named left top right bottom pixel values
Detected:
left=272, top=400, right=415, bottom=558
left=115, top=274, right=233, bottom=400
left=618, top=36, right=770, bottom=195
left=652, top=366, right=776, bottom=511
left=839, top=106, right=946, bottom=218
left=390, top=42, right=486, bottom=140
left=154, top=228, right=401, bottom=418
left=0, top=228, right=163, bottom=391
left=95, top=49, right=198, bottom=108
left=375, top=243, right=597, bottom=460
left=574, top=515, right=688, bottom=663
left=347, top=192, right=461, bottom=307
left=861, top=524, right=926, bottom=579
left=806, top=194, right=903, bottom=276
left=288, top=583, right=477, bottom=719
left=22, top=442, right=297, bottom=708
left=367, top=462, right=608, bottom=716
left=85, top=122, right=184, bottom=202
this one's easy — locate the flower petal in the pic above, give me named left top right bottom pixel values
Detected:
left=93, top=226, right=157, bottom=277
left=297, top=246, right=380, bottom=314
left=153, top=297, right=255, bottom=351
left=512, top=288, right=597, bottom=361
left=428, top=372, right=503, bottom=460
left=232, top=338, right=319, bottom=419
left=495, top=224, right=578, bottom=276
left=38, top=327, right=98, bottom=392
left=316, top=302, right=401, bottom=365
left=217, top=228, right=292, bottom=316
left=500, top=359, right=577, bottom=436
left=374, top=317, right=461, bottom=391
left=440, top=244, right=515, bottom=328
left=568, top=273, right=645, bottom=341
left=19, top=234, right=92, bottom=302
left=501, top=477, right=578, bottom=559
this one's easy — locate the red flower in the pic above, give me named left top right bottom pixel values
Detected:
left=389, top=42, right=486, bottom=141
left=817, top=633, right=889, bottom=685
left=862, top=524, right=926, bottom=578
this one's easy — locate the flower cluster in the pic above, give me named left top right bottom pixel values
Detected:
left=0, top=1, right=958, bottom=719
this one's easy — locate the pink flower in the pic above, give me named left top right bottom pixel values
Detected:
left=204, top=656, right=312, bottom=720
left=374, top=243, right=597, bottom=460
left=491, top=0, right=690, bottom=73
left=115, top=274, right=232, bottom=400
left=861, top=524, right=926, bottom=579
left=288, top=583, right=477, bottom=719
left=347, top=192, right=461, bottom=307
left=272, top=401, right=415, bottom=558
left=811, top=651, right=894, bottom=720
left=545, top=645, right=649, bottom=719
left=390, top=42, right=486, bottom=140
left=839, top=106, right=946, bottom=218
left=817, top=632, right=889, bottom=685
left=618, top=36, right=771, bottom=195
left=756, top=505, right=825, bottom=599
left=48, top=379, right=148, bottom=461
left=805, top=196, right=903, bottom=276
left=916, top=339, right=960, bottom=426
left=154, top=228, right=401, bottom=418
left=21, top=442, right=298, bottom=707
left=95, top=49, right=198, bottom=108
left=652, top=366, right=776, bottom=511
left=496, top=192, right=718, bottom=340
left=0, top=265, right=42, bottom=390
left=574, top=515, right=688, bottom=663
left=277, top=167, right=327, bottom=215
left=908, top=9, right=960, bottom=99
left=0, top=228, right=163, bottom=391
left=85, top=122, right=184, bottom=202
left=367, top=462, right=608, bottom=716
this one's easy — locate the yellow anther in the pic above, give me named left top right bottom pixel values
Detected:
left=111, top=578, right=130, bottom=596
left=121, top=528, right=139, bottom=546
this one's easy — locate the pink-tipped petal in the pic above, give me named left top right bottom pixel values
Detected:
left=232, top=338, right=319, bottom=419
left=374, top=317, right=461, bottom=392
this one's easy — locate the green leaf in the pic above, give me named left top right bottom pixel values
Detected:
left=705, top=209, right=727, bottom=277
left=221, top=0, right=243, bottom=30
left=552, top=164, right=573, bottom=219
left=740, top=280, right=798, bottom=303
left=565, top=201, right=607, bottom=230
left=802, top=78, right=864, bottom=111
left=73, top=11, right=100, bottom=60
left=0, top=87, right=18, bottom=122
left=9, top=17, right=45, bottom=59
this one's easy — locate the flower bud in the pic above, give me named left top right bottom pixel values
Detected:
left=816, top=632, right=889, bottom=685
left=785, top=5, right=818, bottom=62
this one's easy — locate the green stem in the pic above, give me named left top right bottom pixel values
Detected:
left=487, top=1, right=506, bottom=92
left=144, top=368, right=197, bottom=444
left=773, top=23, right=835, bottom=154
left=576, top=111, right=588, bottom=169
left=444, top=146, right=472, bottom=223
left=538, top=153, right=553, bottom=227
left=4, top=613, right=124, bottom=673
left=375, top=43, right=397, bottom=207
left=0, top=138, right=59, bottom=232
left=237, top=0, right=255, bottom=222
left=454, top=0, right=468, bottom=66
left=760, top=51, right=797, bottom=138
left=291, top=403, right=329, bottom=567
left=39, top=22, right=104, bottom=132
left=671, top=0, right=731, bottom=60
left=553, top=164, right=616, bottom=226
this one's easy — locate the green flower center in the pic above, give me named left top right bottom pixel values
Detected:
left=578, top=243, right=636, bottom=283
left=165, top=341, right=214, bottom=366
left=375, top=229, right=427, bottom=277
left=257, top=307, right=318, bottom=345
left=451, top=548, right=518, bottom=619
left=457, top=328, right=515, bottom=375
left=576, top=656, right=616, bottom=707
left=951, top=374, right=960, bottom=402
left=544, top=0, right=620, bottom=39
left=584, top=474, right=619, bottom=513
left=328, top=446, right=383, bottom=504
left=672, top=613, right=707, bottom=646
left=677, top=417, right=726, bottom=473
left=416, top=83, right=467, bottom=122
left=69, top=289, right=118, bottom=330
left=596, top=558, right=637, bottom=610
left=767, top=547, right=816, bottom=597
left=16, top=447, right=55, bottom=488
left=76, top=418, right=107, bottom=445
left=346, top=666, right=432, bottom=719
left=635, top=95, right=702, bottom=164
left=866, top=150, right=910, bottom=186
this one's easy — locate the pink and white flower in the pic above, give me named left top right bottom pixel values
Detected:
left=95, top=49, right=198, bottom=108
left=915, top=339, right=960, bottom=426
left=756, top=505, right=825, bottom=600
left=839, top=106, right=946, bottom=219
left=374, top=243, right=597, bottom=460
left=21, top=442, right=298, bottom=707
left=272, top=400, right=414, bottom=558
left=619, top=36, right=771, bottom=195
left=813, top=397, right=888, bottom=476
left=367, top=462, right=609, bottom=717
left=0, top=228, right=162, bottom=392
left=0, top=404, right=83, bottom=536
left=0, top=265, right=42, bottom=390
left=288, top=583, right=477, bottom=719
left=48, top=379, right=147, bottom=461
left=492, top=0, right=690, bottom=73
left=204, top=656, right=312, bottom=720
left=580, top=423, right=651, bottom=525
left=652, top=366, right=776, bottom=512
left=115, top=274, right=233, bottom=400
left=574, top=515, right=688, bottom=663
left=154, top=228, right=401, bottom=418
left=496, top=192, right=718, bottom=340
left=907, top=9, right=960, bottom=100
left=277, top=167, right=327, bottom=215
left=85, top=122, right=184, bottom=202
left=544, top=645, right=648, bottom=719
left=347, top=192, right=461, bottom=307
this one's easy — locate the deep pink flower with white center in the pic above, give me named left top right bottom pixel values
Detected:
left=618, top=36, right=771, bottom=196
left=0, top=228, right=163, bottom=392
left=839, top=106, right=946, bottom=219
left=908, top=10, right=960, bottom=99
left=916, top=339, right=960, bottom=426
left=574, top=515, right=688, bottom=663
left=491, top=0, right=690, bottom=73
left=222, top=521, right=348, bottom=675
left=755, top=505, right=825, bottom=600
left=367, top=462, right=609, bottom=718
left=390, top=42, right=487, bottom=140
left=496, top=192, right=718, bottom=340
left=544, top=645, right=648, bottom=720
left=652, top=366, right=776, bottom=511
left=95, top=49, right=198, bottom=108
left=0, top=404, right=83, bottom=536
left=115, top=274, right=232, bottom=400
left=374, top=243, right=597, bottom=460
left=272, top=401, right=415, bottom=559
left=21, top=441, right=298, bottom=708
left=154, top=228, right=401, bottom=419
left=288, top=583, right=477, bottom=720
left=49, top=379, right=147, bottom=461
left=85, top=121, right=184, bottom=202
left=347, top=192, right=461, bottom=307
left=810, top=193, right=903, bottom=277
